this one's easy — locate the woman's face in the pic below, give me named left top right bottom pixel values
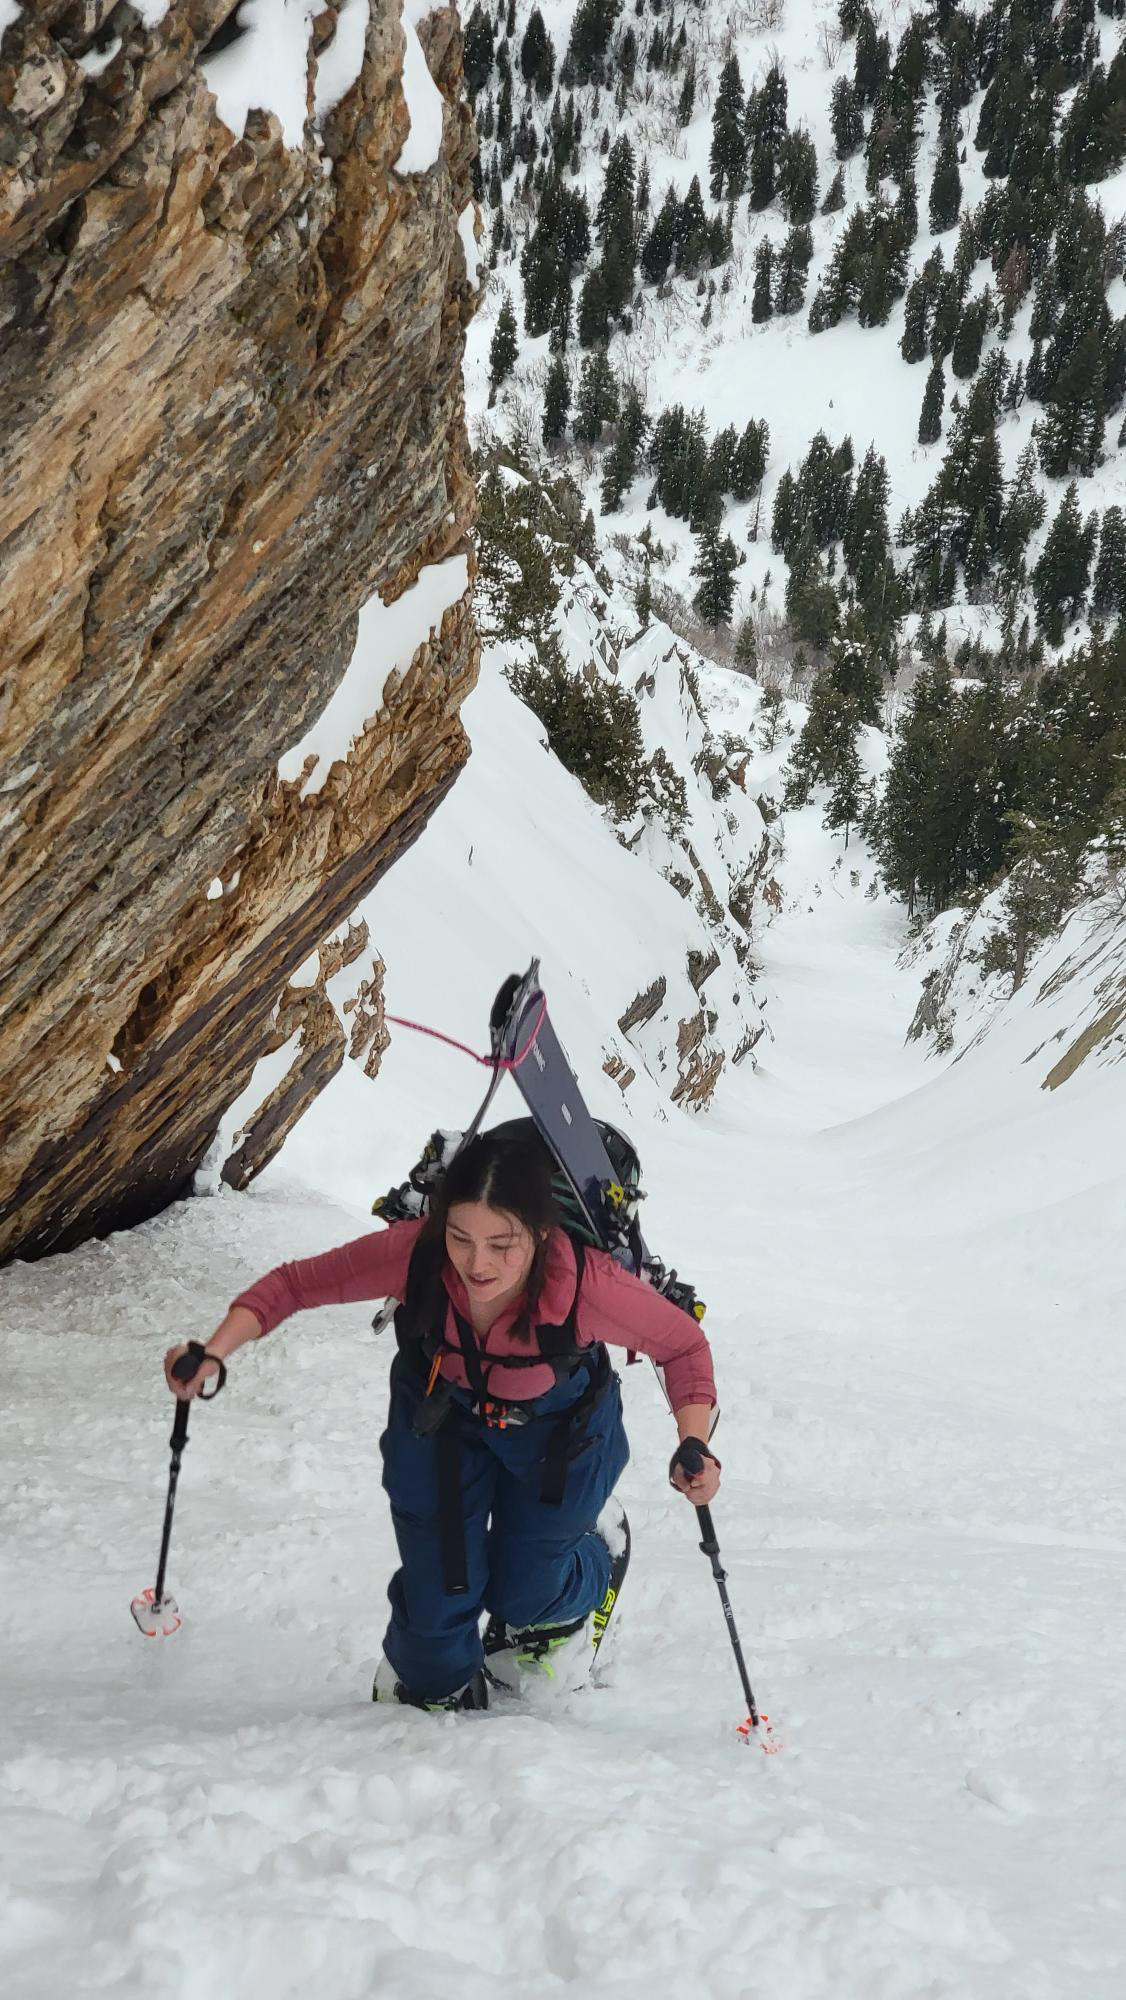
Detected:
left=445, top=1201, right=536, bottom=1306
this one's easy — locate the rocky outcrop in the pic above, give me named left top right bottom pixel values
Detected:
left=617, top=977, right=666, bottom=1035
left=671, top=1006, right=724, bottom=1108
left=686, top=946, right=719, bottom=993
left=0, top=3, right=480, bottom=1258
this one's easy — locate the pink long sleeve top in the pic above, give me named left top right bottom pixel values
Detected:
left=233, top=1220, right=716, bottom=1411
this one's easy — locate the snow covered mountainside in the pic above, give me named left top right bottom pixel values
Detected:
left=468, top=0, right=1126, bottom=664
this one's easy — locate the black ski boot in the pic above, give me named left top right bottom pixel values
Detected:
left=372, top=1656, right=489, bottom=1711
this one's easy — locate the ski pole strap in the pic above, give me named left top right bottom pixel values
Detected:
left=669, top=1436, right=720, bottom=1491
left=171, top=1341, right=228, bottom=1400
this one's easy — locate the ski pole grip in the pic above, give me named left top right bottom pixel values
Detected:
left=171, top=1341, right=228, bottom=1398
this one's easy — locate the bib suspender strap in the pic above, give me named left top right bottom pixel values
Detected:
left=539, top=1345, right=612, bottom=1507
left=435, top=1422, right=469, bottom=1596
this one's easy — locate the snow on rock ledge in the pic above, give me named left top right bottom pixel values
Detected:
left=902, top=869, right=1126, bottom=1091
left=0, top=2, right=482, bottom=1260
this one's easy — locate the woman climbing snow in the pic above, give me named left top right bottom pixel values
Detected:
left=164, top=1125, right=720, bottom=1712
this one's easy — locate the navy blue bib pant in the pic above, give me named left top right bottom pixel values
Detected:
left=380, top=1353, right=629, bottom=1702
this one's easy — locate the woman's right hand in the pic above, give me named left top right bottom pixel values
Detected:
left=164, top=1344, right=222, bottom=1400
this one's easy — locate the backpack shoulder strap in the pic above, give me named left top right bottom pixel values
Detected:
left=535, top=1237, right=588, bottom=1361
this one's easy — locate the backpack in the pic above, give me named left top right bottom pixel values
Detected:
left=371, top=1116, right=701, bottom=1342
left=372, top=1114, right=645, bottom=1257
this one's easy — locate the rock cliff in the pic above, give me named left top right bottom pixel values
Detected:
left=0, top=0, right=480, bottom=1259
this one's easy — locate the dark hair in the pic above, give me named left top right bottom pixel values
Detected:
left=424, top=1128, right=560, bottom=1342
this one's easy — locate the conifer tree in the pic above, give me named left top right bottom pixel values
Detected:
left=1033, top=481, right=1093, bottom=645
left=824, top=737, right=866, bottom=846
left=857, top=234, right=901, bottom=327
left=548, top=268, right=573, bottom=353
left=854, top=8, right=890, bottom=107
left=596, top=135, right=636, bottom=234
left=673, top=176, right=709, bottom=274
left=951, top=292, right=993, bottom=379
left=911, top=385, right=1004, bottom=580
left=975, top=57, right=1024, bottom=177
left=821, top=167, right=847, bottom=214
left=782, top=665, right=859, bottom=804
left=748, top=63, right=788, bottom=210
left=600, top=432, right=632, bottom=511
left=900, top=248, right=944, bottom=364
left=677, top=60, right=696, bottom=128
left=731, top=419, right=770, bottom=500
left=962, top=507, right=992, bottom=599
left=733, top=615, right=758, bottom=674
left=600, top=386, right=647, bottom=510
left=928, top=129, right=962, bottom=233
left=692, top=522, right=740, bottom=628
left=1091, top=506, right=1126, bottom=621
left=843, top=445, right=892, bottom=600
left=998, top=441, right=1046, bottom=580
left=785, top=538, right=841, bottom=651
left=830, top=619, right=883, bottom=724
left=542, top=356, right=571, bottom=444
left=867, top=659, right=962, bottom=913
left=573, top=349, right=619, bottom=442
left=709, top=53, right=747, bottom=200
left=640, top=188, right=678, bottom=285
left=771, top=467, right=798, bottom=556
left=577, top=265, right=611, bottom=347
left=831, top=76, right=864, bottom=160
left=463, top=4, right=495, bottom=98
left=520, top=9, right=555, bottom=96
left=774, top=225, right=813, bottom=315
left=708, top=423, right=739, bottom=497
left=508, top=642, right=645, bottom=819
left=566, top=0, right=619, bottom=86
left=780, top=128, right=819, bottom=225
left=488, top=295, right=519, bottom=401
left=1038, top=325, right=1107, bottom=477
left=951, top=211, right=978, bottom=295
left=929, top=272, right=961, bottom=359
left=752, top=240, right=774, bottom=322
left=620, top=27, right=638, bottom=91
left=1059, top=55, right=1126, bottom=184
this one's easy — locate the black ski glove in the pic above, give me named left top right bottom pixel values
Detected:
left=669, top=1437, right=721, bottom=1488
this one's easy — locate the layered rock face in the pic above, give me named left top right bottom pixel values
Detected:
left=0, top=2, right=480, bottom=1258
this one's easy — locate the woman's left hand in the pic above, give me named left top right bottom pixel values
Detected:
left=669, top=1437, right=721, bottom=1504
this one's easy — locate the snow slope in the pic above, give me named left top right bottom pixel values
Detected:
left=3, top=640, right=1125, bottom=1998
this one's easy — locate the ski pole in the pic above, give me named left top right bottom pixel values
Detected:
left=679, top=1446, right=779, bottom=1753
left=130, top=1342, right=226, bottom=1638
